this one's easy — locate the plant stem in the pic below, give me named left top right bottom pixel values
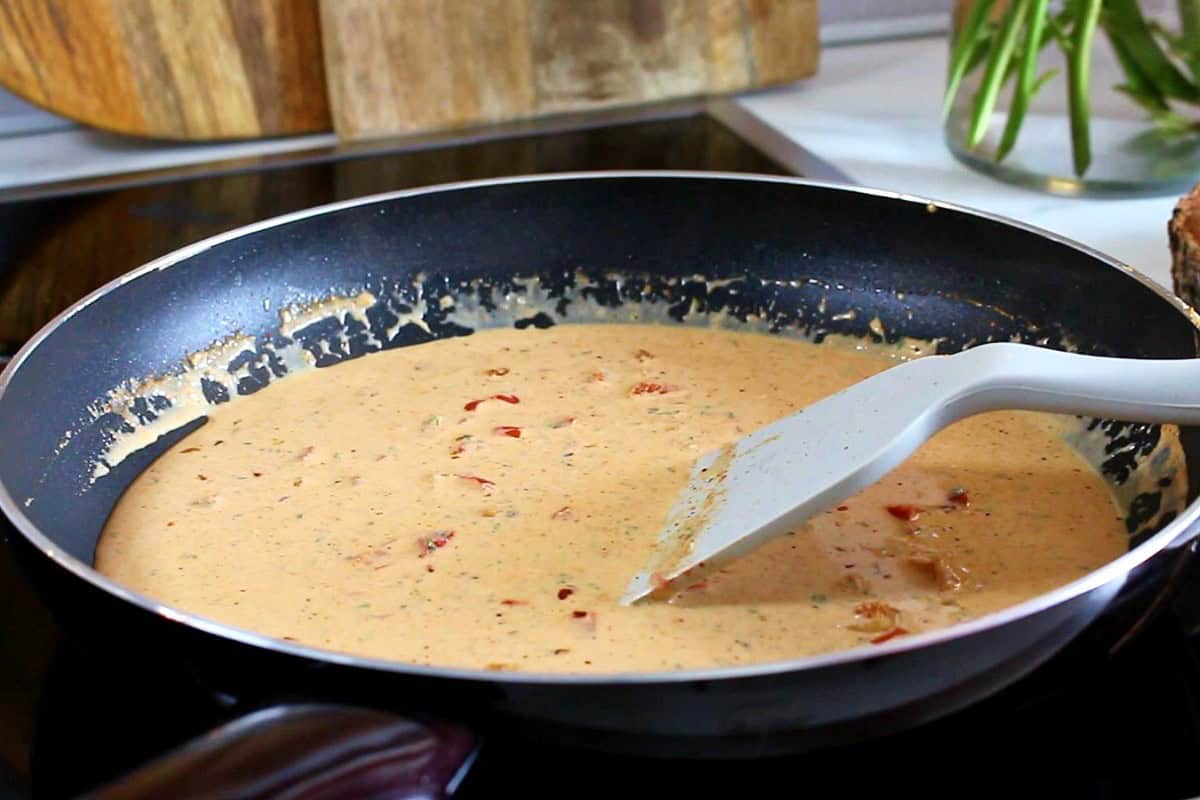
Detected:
left=1180, top=0, right=1200, bottom=83
left=1067, top=0, right=1102, bottom=176
left=997, top=0, right=1049, bottom=161
left=944, top=0, right=996, bottom=120
left=967, top=0, right=1028, bottom=149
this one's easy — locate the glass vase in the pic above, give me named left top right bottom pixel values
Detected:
left=944, top=0, right=1200, bottom=198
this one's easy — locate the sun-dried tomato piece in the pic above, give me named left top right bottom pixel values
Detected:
left=416, top=530, right=455, bottom=558
left=885, top=504, right=922, bottom=522
left=870, top=627, right=910, bottom=645
left=464, top=394, right=521, bottom=411
left=630, top=382, right=673, bottom=396
left=457, top=474, right=495, bottom=487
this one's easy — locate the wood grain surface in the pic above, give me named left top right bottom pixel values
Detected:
left=321, top=0, right=819, bottom=140
left=0, top=0, right=330, bottom=140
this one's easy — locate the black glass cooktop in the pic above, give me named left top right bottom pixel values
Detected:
left=3, top=108, right=1200, bottom=800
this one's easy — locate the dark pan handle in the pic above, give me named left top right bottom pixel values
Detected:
left=85, top=704, right=477, bottom=799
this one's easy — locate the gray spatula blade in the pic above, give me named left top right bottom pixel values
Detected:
left=619, top=342, right=1200, bottom=605
left=619, top=353, right=955, bottom=605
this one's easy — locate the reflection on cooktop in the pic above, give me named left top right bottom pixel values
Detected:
left=22, top=606, right=1200, bottom=800
left=0, top=112, right=786, bottom=357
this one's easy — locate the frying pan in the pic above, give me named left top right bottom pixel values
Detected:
left=3, top=173, right=1200, bottom=791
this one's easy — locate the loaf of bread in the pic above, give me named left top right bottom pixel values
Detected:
left=1170, top=183, right=1200, bottom=308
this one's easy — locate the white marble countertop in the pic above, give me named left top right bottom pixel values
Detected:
left=736, top=35, right=1183, bottom=291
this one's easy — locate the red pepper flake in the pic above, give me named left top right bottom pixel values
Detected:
left=457, top=474, right=495, bottom=487
left=500, top=599, right=528, bottom=606
left=836, top=505, right=849, bottom=511
left=494, top=426, right=522, bottom=438
left=870, top=627, right=910, bottom=645
left=485, top=367, right=510, bottom=376
left=571, top=610, right=597, bottom=633
left=630, top=382, right=673, bottom=396
left=650, top=572, right=673, bottom=591
left=464, top=394, right=520, bottom=411
left=550, top=416, right=575, bottom=429
left=417, top=530, right=455, bottom=557
left=591, top=370, right=606, bottom=382
left=686, top=581, right=709, bottom=591
left=557, top=587, right=575, bottom=600
left=947, top=487, right=970, bottom=507
left=885, top=504, right=922, bottom=522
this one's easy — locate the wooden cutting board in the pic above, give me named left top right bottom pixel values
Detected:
left=0, top=0, right=329, bottom=140
left=319, top=0, right=819, bottom=141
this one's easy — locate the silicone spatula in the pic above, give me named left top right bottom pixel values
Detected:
left=620, top=342, right=1200, bottom=605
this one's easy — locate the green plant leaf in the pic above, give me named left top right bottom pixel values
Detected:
left=944, top=0, right=997, bottom=119
left=997, top=0, right=1050, bottom=162
left=1179, top=0, right=1200, bottom=83
left=1046, top=13, right=1072, bottom=51
left=1067, top=0, right=1103, bottom=176
left=1032, top=68, right=1058, bottom=95
left=1106, top=24, right=1170, bottom=112
left=1103, top=0, right=1200, bottom=103
left=967, top=0, right=1030, bottom=148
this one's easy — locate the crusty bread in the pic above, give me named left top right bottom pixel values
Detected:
left=1170, top=182, right=1200, bottom=308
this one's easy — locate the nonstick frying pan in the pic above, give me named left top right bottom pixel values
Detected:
left=2, top=173, right=1199, bottom=791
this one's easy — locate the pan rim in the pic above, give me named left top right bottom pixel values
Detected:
left=2, top=169, right=1198, bottom=687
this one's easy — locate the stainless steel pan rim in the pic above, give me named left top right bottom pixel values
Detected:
left=1, top=170, right=1197, bottom=686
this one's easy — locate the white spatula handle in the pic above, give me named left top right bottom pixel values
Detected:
left=948, top=342, right=1200, bottom=424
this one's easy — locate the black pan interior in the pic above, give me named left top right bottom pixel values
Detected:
left=1, top=176, right=1197, bottom=566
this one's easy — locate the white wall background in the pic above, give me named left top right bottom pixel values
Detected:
left=820, top=0, right=952, bottom=42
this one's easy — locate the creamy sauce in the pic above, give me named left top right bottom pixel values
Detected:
left=97, top=325, right=1127, bottom=673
